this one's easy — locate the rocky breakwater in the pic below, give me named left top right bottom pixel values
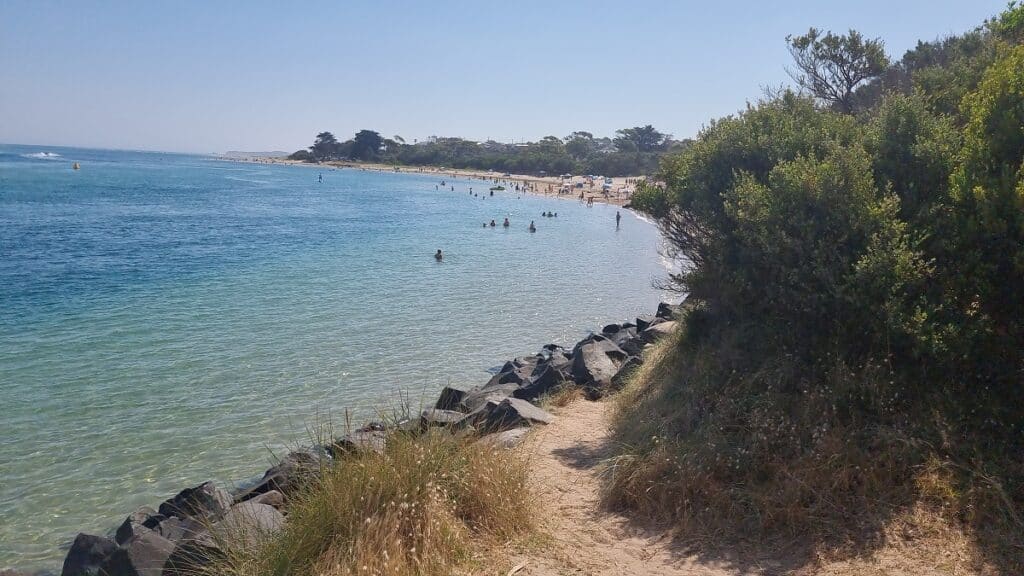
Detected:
left=56, top=302, right=682, bottom=576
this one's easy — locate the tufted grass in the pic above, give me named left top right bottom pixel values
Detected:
left=205, top=428, right=534, bottom=576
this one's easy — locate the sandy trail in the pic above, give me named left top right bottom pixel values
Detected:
left=509, top=399, right=737, bottom=576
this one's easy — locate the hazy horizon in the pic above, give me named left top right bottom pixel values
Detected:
left=1, top=0, right=1007, bottom=154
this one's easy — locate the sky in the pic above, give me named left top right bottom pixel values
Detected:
left=0, top=0, right=1009, bottom=154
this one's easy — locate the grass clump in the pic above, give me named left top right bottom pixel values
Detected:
left=208, top=429, right=533, bottom=576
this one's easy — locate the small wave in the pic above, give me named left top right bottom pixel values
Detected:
left=21, top=152, right=62, bottom=160
left=224, top=175, right=270, bottom=184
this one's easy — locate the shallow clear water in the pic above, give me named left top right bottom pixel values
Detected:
left=0, top=144, right=672, bottom=572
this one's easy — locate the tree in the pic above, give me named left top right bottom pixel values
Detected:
left=310, top=131, right=340, bottom=160
left=786, top=28, right=889, bottom=113
left=614, top=125, right=667, bottom=152
left=351, top=130, right=384, bottom=161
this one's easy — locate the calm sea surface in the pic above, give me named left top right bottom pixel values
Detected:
left=0, top=144, right=672, bottom=572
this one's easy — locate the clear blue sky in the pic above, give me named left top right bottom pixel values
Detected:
left=0, top=0, right=1008, bottom=153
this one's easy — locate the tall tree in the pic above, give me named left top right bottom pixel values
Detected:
left=351, top=130, right=384, bottom=161
left=614, top=125, right=667, bottom=152
left=786, top=28, right=889, bottom=113
left=310, top=131, right=339, bottom=160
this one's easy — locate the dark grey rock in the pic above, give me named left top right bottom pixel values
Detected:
left=602, top=323, right=622, bottom=334
left=571, top=340, right=627, bottom=389
left=513, top=364, right=569, bottom=402
left=434, top=384, right=472, bottom=411
left=114, top=507, right=163, bottom=545
left=636, top=314, right=663, bottom=332
left=657, top=302, right=682, bottom=320
left=61, top=533, right=117, bottom=576
left=460, top=381, right=519, bottom=412
left=213, top=501, right=285, bottom=548
left=98, top=531, right=175, bottom=576
left=158, top=482, right=232, bottom=521
left=482, top=398, right=554, bottom=432
left=420, top=408, right=467, bottom=428
left=236, top=449, right=324, bottom=502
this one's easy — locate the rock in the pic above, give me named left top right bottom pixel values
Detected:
left=115, top=507, right=163, bottom=545
left=534, top=349, right=571, bottom=375
left=571, top=340, right=627, bottom=389
left=460, top=381, right=520, bottom=412
left=330, top=430, right=387, bottom=456
left=657, top=302, right=682, bottom=320
left=477, top=427, right=530, bottom=449
left=250, top=489, right=285, bottom=509
left=485, top=358, right=537, bottom=387
left=98, top=531, right=175, bottom=576
left=513, top=364, right=569, bottom=402
left=419, top=408, right=467, bottom=428
left=358, top=421, right=386, bottom=432
left=434, top=384, right=472, bottom=411
left=237, top=449, right=325, bottom=501
left=61, top=533, right=117, bottom=576
left=641, top=320, right=678, bottom=343
left=611, top=356, right=644, bottom=388
left=602, top=323, right=622, bottom=334
left=158, top=482, right=233, bottom=521
left=482, top=398, right=554, bottom=432
left=212, top=501, right=285, bottom=549
left=635, top=314, right=663, bottom=332
left=153, top=517, right=202, bottom=543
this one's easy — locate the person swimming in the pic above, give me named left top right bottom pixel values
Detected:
left=490, top=220, right=496, bottom=227
left=435, top=249, right=443, bottom=261
left=528, top=220, right=536, bottom=232
left=503, top=217, right=510, bottom=227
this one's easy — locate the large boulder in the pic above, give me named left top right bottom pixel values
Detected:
left=98, top=531, right=175, bottom=576
left=460, top=381, right=520, bottom=413
left=641, top=320, right=678, bottom=343
left=62, top=533, right=117, bottom=576
left=237, top=448, right=327, bottom=502
left=571, top=340, right=627, bottom=389
left=482, top=398, right=554, bottom=432
left=213, top=501, right=285, bottom=549
left=114, top=507, right=163, bottom=545
left=485, top=357, right=538, bottom=387
left=635, top=315, right=663, bottom=332
left=419, top=408, right=467, bottom=428
left=657, top=302, right=682, bottom=320
left=513, top=364, right=569, bottom=402
left=434, top=384, right=472, bottom=411
left=158, top=482, right=232, bottom=521
left=249, top=489, right=285, bottom=509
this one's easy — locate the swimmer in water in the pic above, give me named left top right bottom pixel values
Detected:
left=490, top=220, right=496, bottom=227
left=503, top=217, right=510, bottom=227
left=435, top=249, right=443, bottom=261
left=528, top=221, right=536, bottom=232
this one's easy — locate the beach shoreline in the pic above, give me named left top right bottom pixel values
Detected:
left=223, top=156, right=644, bottom=207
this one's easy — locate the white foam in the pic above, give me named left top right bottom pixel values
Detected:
left=21, top=152, right=62, bottom=160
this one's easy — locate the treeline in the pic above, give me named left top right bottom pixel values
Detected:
left=616, top=3, right=1024, bottom=568
left=287, top=126, right=690, bottom=176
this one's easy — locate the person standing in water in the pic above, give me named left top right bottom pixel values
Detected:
left=318, top=173, right=323, bottom=183
left=528, top=221, right=536, bottom=232
left=435, top=249, right=443, bottom=261
left=616, top=210, right=621, bottom=228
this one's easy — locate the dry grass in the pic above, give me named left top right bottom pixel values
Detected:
left=537, top=385, right=583, bottom=409
left=206, top=429, right=534, bottom=576
left=601, top=315, right=1024, bottom=574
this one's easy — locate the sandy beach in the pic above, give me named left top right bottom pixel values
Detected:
left=231, top=156, right=645, bottom=207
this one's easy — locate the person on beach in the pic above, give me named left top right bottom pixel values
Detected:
left=435, top=249, right=443, bottom=261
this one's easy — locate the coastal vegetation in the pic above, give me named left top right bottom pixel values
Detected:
left=616, top=3, right=1024, bottom=572
left=204, top=429, right=533, bottom=576
left=287, top=126, right=689, bottom=176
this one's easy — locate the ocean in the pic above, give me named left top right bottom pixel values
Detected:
left=0, top=144, right=672, bottom=572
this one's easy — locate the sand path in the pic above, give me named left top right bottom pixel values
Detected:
left=509, top=399, right=737, bottom=576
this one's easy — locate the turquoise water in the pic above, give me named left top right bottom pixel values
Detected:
left=0, top=144, right=671, bottom=572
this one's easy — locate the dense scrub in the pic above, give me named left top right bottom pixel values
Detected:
left=619, top=4, right=1024, bottom=573
left=206, top=430, right=533, bottom=576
